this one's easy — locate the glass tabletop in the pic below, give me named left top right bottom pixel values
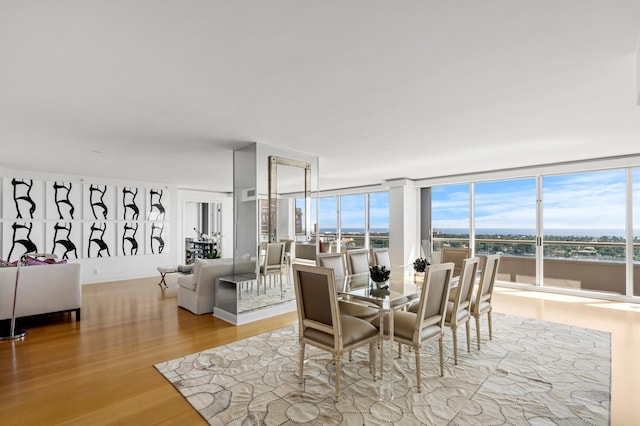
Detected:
left=337, top=265, right=423, bottom=310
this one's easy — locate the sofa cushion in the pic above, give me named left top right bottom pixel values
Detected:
left=177, top=274, right=196, bottom=290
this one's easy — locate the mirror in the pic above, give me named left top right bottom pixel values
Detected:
left=267, top=156, right=311, bottom=243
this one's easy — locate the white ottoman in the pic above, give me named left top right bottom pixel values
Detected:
left=157, top=266, right=177, bottom=289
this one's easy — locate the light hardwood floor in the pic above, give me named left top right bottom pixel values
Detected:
left=1, top=277, right=638, bottom=425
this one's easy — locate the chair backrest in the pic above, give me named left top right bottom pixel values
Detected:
left=345, top=249, right=370, bottom=275
left=371, top=248, right=391, bottom=270
left=292, top=264, right=341, bottom=347
left=263, top=242, right=285, bottom=272
left=475, top=254, right=500, bottom=306
left=413, top=262, right=454, bottom=340
left=441, top=247, right=471, bottom=277
left=452, top=257, right=480, bottom=315
left=317, top=252, right=347, bottom=279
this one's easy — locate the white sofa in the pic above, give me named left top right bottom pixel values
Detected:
left=177, top=257, right=256, bottom=315
left=0, top=263, right=82, bottom=321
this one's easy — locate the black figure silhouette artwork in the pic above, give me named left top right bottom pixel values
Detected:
left=7, top=221, right=38, bottom=262
left=11, top=178, right=37, bottom=219
left=150, top=222, right=165, bottom=254
left=53, top=181, right=75, bottom=219
left=122, top=187, right=140, bottom=220
left=88, top=222, right=111, bottom=257
left=53, top=222, right=78, bottom=259
left=149, top=189, right=166, bottom=220
left=122, top=222, right=139, bottom=256
left=89, top=184, right=109, bottom=220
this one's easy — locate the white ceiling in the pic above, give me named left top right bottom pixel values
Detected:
left=1, top=1, right=639, bottom=192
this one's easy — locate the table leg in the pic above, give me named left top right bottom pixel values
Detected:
left=377, top=307, right=394, bottom=402
left=158, top=273, right=168, bottom=289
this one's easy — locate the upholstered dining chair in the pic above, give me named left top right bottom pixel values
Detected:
left=440, top=247, right=471, bottom=277
left=445, top=256, right=480, bottom=365
left=471, top=254, right=501, bottom=350
left=317, top=251, right=378, bottom=331
left=372, top=262, right=454, bottom=392
left=345, top=248, right=370, bottom=275
left=317, top=252, right=347, bottom=278
left=371, top=248, right=391, bottom=270
left=259, top=242, right=285, bottom=297
left=292, top=264, right=379, bottom=401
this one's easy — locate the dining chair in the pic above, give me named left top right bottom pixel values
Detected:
left=345, top=248, right=370, bottom=275
left=371, top=248, right=391, bottom=270
left=317, top=251, right=378, bottom=326
left=440, top=247, right=471, bottom=277
left=259, top=242, right=285, bottom=297
left=445, top=256, right=480, bottom=365
left=471, top=254, right=501, bottom=350
left=292, top=264, right=379, bottom=401
left=316, top=252, right=347, bottom=278
left=372, top=262, right=454, bottom=392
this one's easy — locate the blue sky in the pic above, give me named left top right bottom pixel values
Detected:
left=433, top=169, right=640, bottom=232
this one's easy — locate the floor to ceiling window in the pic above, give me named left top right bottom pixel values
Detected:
left=542, top=170, right=627, bottom=294
left=369, top=192, right=390, bottom=248
left=317, top=196, right=338, bottom=251
left=430, top=165, right=639, bottom=298
left=475, top=178, right=537, bottom=286
left=431, top=184, right=470, bottom=253
left=303, top=191, right=389, bottom=252
left=340, top=194, right=366, bottom=249
left=632, top=168, right=640, bottom=296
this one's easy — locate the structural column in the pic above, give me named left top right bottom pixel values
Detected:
left=384, top=178, right=420, bottom=268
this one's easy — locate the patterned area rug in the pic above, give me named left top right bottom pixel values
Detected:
left=155, top=313, right=610, bottom=425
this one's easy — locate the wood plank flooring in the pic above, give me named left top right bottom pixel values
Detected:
left=1, top=277, right=638, bottom=425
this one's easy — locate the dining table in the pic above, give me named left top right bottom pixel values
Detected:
left=336, top=264, right=425, bottom=401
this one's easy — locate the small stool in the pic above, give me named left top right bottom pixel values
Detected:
left=157, top=266, right=177, bottom=289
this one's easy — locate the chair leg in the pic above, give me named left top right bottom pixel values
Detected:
left=415, top=346, right=421, bottom=393
left=488, top=311, right=493, bottom=341
left=475, top=316, right=481, bottom=350
left=298, top=343, right=305, bottom=384
left=452, top=326, right=458, bottom=365
left=334, top=355, right=341, bottom=401
left=465, top=321, right=471, bottom=353
left=369, top=342, right=377, bottom=380
left=439, top=337, right=444, bottom=376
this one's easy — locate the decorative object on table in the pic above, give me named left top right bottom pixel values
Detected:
left=412, top=257, right=430, bottom=273
left=369, top=285, right=390, bottom=298
left=369, top=265, right=390, bottom=288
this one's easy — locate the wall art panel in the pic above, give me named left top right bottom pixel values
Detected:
left=146, top=222, right=167, bottom=254
left=46, top=221, right=81, bottom=260
left=2, top=177, right=44, bottom=219
left=118, top=222, right=143, bottom=256
left=118, top=186, right=143, bottom=221
left=83, top=184, right=115, bottom=220
left=146, top=188, right=167, bottom=221
left=46, top=181, right=81, bottom=219
left=3, top=221, right=44, bottom=262
left=84, top=221, right=115, bottom=258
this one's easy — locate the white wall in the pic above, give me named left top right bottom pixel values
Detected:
left=0, top=167, right=233, bottom=285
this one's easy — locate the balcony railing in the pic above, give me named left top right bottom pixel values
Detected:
left=434, top=236, right=640, bottom=297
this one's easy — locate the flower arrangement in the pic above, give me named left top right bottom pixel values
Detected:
left=413, top=257, right=430, bottom=273
left=369, top=265, right=390, bottom=283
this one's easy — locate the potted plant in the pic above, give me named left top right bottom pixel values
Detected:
left=369, top=265, right=390, bottom=289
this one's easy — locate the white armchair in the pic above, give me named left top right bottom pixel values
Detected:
left=177, top=257, right=255, bottom=315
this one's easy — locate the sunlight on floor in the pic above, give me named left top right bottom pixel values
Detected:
left=495, top=287, right=640, bottom=312
left=494, top=287, right=606, bottom=303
